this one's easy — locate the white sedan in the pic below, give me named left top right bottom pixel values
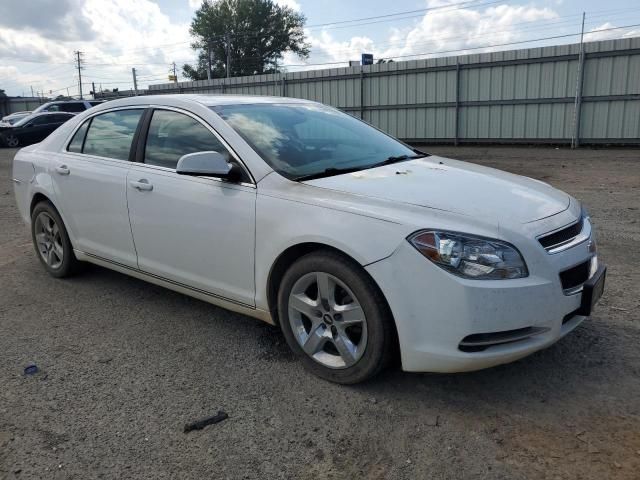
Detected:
left=12, top=95, right=606, bottom=384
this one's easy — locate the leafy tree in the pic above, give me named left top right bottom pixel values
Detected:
left=183, top=0, right=309, bottom=80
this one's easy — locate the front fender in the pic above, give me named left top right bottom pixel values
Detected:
left=254, top=188, right=413, bottom=311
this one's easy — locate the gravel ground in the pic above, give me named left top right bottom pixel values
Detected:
left=1, top=145, right=639, bottom=479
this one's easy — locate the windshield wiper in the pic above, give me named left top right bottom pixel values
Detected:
left=294, top=152, right=430, bottom=182
left=367, top=153, right=429, bottom=169
left=294, top=166, right=365, bottom=182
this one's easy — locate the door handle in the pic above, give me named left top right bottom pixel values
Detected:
left=129, top=179, right=153, bottom=191
left=55, top=165, right=70, bottom=175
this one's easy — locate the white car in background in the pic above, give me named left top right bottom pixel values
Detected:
left=12, top=95, right=606, bottom=384
left=33, top=100, right=105, bottom=114
left=1, top=111, right=32, bottom=126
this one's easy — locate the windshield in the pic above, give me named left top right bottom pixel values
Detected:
left=212, top=103, right=420, bottom=180
left=33, top=103, right=52, bottom=114
left=12, top=114, right=36, bottom=127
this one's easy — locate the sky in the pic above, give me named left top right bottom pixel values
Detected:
left=0, top=0, right=638, bottom=98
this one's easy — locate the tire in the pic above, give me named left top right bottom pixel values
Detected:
left=31, top=201, right=82, bottom=278
left=277, top=250, right=395, bottom=384
left=3, top=134, right=20, bottom=148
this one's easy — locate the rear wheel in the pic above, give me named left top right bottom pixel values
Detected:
left=278, top=251, right=394, bottom=384
left=31, top=202, right=82, bottom=278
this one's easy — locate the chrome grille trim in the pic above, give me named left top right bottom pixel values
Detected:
left=538, top=217, right=591, bottom=254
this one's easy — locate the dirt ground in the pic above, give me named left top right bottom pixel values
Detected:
left=1, top=145, right=639, bottom=479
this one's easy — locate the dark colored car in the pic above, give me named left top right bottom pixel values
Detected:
left=0, top=112, right=76, bottom=148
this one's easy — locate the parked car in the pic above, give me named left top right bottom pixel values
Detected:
left=12, top=95, right=606, bottom=384
left=33, top=100, right=104, bottom=114
left=1, top=111, right=32, bottom=125
left=1, top=112, right=75, bottom=147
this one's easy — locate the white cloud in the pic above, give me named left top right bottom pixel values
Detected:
left=188, top=0, right=202, bottom=9
left=584, top=22, right=640, bottom=42
left=301, top=2, right=558, bottom=68
left=0, top=0, right=196, bottom=96
left=275, top=0, right=301, bottom=11
left=305, top=31, right=375, bottom=64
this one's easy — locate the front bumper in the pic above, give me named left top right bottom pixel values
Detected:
left=366, top=235, right=601, bottom=373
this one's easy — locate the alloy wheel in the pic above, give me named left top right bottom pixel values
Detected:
left=34, top=212, right=64, bottom=269
left=288, top=271, right=368, bottom=369
left=5, top=135, right=19, bottom=147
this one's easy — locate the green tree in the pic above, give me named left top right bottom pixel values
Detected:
left=183, top=0, right=309, bottom=80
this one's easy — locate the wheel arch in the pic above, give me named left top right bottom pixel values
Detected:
left=266, top=243, right=399, bottom=350
left=28, top=192, right=77, bottom=248
left=30, top=192, right=56, bottom=216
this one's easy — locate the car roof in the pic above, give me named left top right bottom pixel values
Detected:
left=95, top=94, right=315, bottom=110
left=31, top=111, right=76, bottom=116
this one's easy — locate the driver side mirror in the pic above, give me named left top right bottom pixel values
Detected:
left=176, top=151, right=243, bottom=182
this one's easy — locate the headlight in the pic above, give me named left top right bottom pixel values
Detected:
left=408, top=230, right=528, bottom=279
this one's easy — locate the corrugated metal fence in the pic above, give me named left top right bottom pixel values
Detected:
left=145, top=37, right=640, bottom=145
left=0, top=97, right=46, bottom=117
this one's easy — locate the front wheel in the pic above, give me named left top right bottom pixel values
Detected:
left=278, top=251, right=395, bottom=384
left=3, top=134, right=20, bottom=148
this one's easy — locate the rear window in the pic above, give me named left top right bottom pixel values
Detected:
left=82, top=109, right=144, bottom=160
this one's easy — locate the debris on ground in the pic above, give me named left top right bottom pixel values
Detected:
left=23, top=364, right=38, bottom=375
left=183, top=411, right=229, bottom=433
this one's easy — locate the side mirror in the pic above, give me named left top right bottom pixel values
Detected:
left=176, top=151, right=242, bottom=182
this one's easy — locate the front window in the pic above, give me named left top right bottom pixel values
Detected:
left=212, top=103, right=421, bottom=180
left=143, top=109, right=231, bottom=169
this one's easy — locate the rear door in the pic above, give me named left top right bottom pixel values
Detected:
left=126, top=107, right=256, bottom=306
left=49, top=107, right=145, bottom=267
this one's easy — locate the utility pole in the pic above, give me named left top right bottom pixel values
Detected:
left=132, top=68, right=138, bottom=96
left=75, top=51, right=84, bottom=99
left=226, top=33, right=231, bottom=78
left=172, top=62, right=178, bottom=84
left=571, top=12, right=586, bottom=149
left=207, top=41, right=212, bottom=80
left=92, top=82, right=96, bottom=99
left=30, top=85, right=34, bottom=98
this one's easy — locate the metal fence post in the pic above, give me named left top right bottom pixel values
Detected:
left=571, top=12, right=586, bottom=148
left=360, top=66, right=364, bottom=119
left=455, top=61, right=461, bottom=146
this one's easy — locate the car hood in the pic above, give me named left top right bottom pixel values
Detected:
left=302, top=156, right=570, bottom=224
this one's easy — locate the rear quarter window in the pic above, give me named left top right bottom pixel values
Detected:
left=67, top=120, right=90, bottom=153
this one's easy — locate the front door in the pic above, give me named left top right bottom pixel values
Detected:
left=126, top=108, right=256, bottom=306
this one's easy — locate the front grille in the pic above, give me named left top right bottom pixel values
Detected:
left=459, top=326, right=548, bottom=352
left=538, top=217, right=584, bottom=250
left=559, top=260, right=590, bottom=291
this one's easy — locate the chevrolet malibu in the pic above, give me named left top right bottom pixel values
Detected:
left=12, top=95, right=606, bottom=384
